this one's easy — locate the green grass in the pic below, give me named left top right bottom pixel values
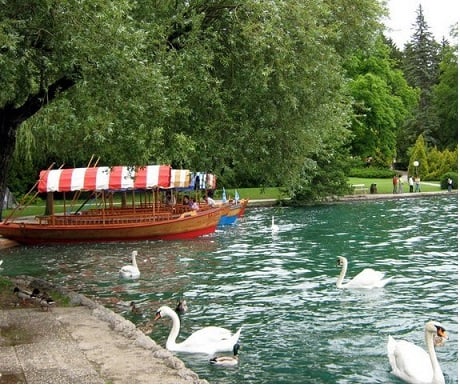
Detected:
left=218, top=187, right=288, bottom=200
left=348, top=177, right=441, bottom=194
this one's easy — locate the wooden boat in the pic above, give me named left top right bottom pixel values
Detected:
left=218, top=199, right=249, bottom=226
left=0, top=165, right=224, bottom=245
left=0, top=208, right=222, bottom=245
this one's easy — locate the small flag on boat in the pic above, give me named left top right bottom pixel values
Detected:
left=222, top=187, right=227, bottom=203
left=234, top=190, right=240, bottom=203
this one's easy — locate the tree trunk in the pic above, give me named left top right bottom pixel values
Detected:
left=0, top=74, right=78, bottom=220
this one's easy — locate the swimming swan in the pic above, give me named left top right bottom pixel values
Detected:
left=336, top=256, right=391, bottom=289
left=271, top=216, right=279, bottom=233
left=387, top=321, right=448, bottom=384
left=210, top=343, right=240, bottom=366
left=154, top=305, right=242, bottom=355
left=119, top=250, right=140, bottom=279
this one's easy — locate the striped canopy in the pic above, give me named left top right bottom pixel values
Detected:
left=169, top=169, right=191, bottom=189
left=38, top=165, right=171, bottom=193
left=190, top=172, right=216, bottom=190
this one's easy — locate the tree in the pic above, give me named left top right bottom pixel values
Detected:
left=408, top=134, right=429, bottom=178
left=432, top=41, right=458, bottom=148
left=1, top=0, right=389, bottom=217
left=0, top=0, right=151, bottom=218
left=345, top=36, right=418, bottom=166
left=400, top=4, right=441, bottom=154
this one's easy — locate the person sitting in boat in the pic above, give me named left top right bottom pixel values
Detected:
left=182, top=195, right=190, bottom=205
left=204, top=195, right=217, bottom=207
left=190, top=198, right=199, bottom=210
left=165, top=191, right=176, bottom=206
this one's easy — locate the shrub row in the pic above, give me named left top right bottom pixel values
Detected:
left=348, top=167, right=395, bottom=179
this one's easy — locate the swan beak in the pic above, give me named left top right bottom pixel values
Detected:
left=437, top=327, right=448, bottom=340
left=154, top=311, right=162, bottom=321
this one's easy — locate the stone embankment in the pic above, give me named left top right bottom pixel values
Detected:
left=0, top=277, right=206, bottom=384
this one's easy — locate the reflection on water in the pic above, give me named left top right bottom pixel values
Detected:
left=1, top=195, right=458, bottom=384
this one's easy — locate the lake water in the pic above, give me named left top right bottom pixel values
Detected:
left=1, top=195, right=458, bottom=384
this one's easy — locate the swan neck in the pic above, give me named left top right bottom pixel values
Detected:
left=165, top=307, right=181, bottom=349
left=132, top=254, right=138, bottom=268
left=336, top=261, right=347, bottom=288
left=425, top=328, right=444, bottom=383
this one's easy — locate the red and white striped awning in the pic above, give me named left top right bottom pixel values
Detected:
left=38, top=165, right=172, bottom=192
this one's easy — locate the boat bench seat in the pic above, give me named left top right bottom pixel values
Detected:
left=37, top=212, right=174, bottom=225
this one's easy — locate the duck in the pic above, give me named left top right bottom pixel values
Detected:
left=37, top=292, right=56, bottom=311
left=154, top=305, right=242, bottom=355
left=119, top=250, right=140, bottom=279
left=335, top=256, right=391, bottom=289
left=29, top=288, right=55, bottom=311
left=387, top=321, right=448, bottom=384
left=130, top=301, right=142, bottom=314
left=271, top=216, right=279, bottom=233
left=210, top=343, right=240, bottom=366
left=175, top=299, right=188, bottom=315
left=13, top=287, right=33, bottom=304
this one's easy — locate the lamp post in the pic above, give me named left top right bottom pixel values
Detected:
left=413, top=160, right=419, bottom=176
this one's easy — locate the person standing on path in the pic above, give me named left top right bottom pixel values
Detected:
left=398, top=175, right=404, bottom=193
left=392, top=175, right=398, bottom=194
left=414, top=176, right=421, bottom=192
left=447, top=177, right=453, bottom=192
left=408, top=176, right=414, bottom=192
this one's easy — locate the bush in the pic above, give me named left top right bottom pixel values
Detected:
left=440, top=172, right=457, bottom=190
left=349, top=167, right=395, bottom=178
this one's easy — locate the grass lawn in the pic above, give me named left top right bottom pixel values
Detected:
left=347, top=177, right=441, bottom=194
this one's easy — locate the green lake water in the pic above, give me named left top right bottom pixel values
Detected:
left=1, top=195, right=457, bottom=383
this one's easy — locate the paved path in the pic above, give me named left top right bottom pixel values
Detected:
left=0, top=278, right=205, bottom=384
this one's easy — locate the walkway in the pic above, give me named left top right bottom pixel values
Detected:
left=0, top=278, right=205, bottom=384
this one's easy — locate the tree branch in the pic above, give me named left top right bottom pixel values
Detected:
left=6, top=71, right=80, bottom=126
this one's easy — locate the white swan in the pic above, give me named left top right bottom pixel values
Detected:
left=119, top=250, right=140, bottom=279
left=387, top=321, right=448, bottom=384
left=336, top=256, right=391, bottom=289
left=210, top=343, right=240, bottom=366
left=154, top=305, right=242, bottom=355
left=271, top=216, right=279, bottom=233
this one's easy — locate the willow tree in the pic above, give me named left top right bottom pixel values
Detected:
left=2, top=0, right=389, bottom=217
left=0, top=0, right=159, bottom=218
